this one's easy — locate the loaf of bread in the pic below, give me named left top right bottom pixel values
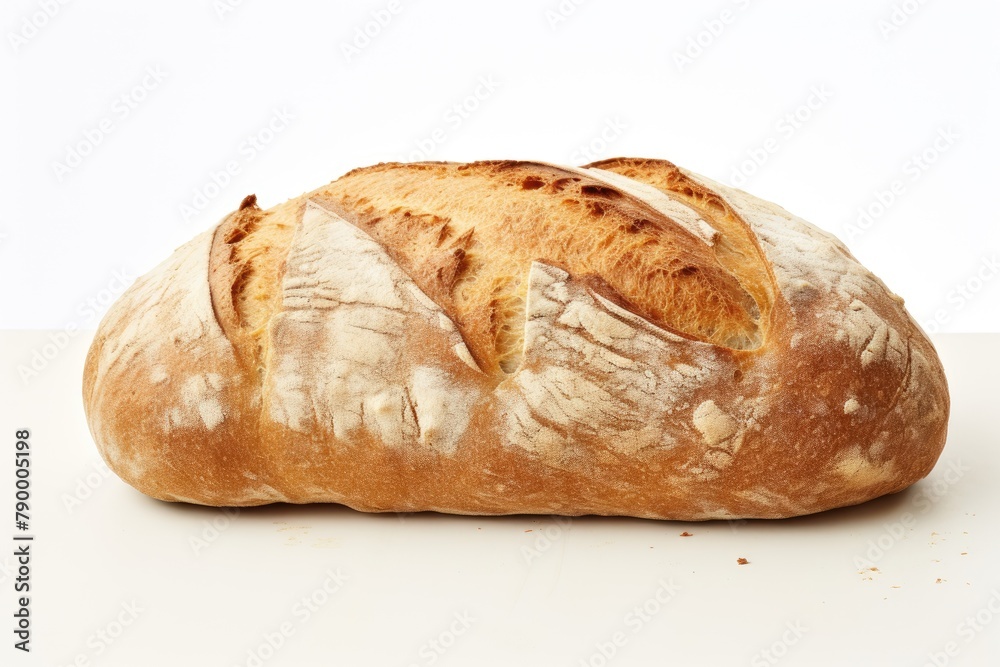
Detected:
left=82, top=158, right=950, bottom=519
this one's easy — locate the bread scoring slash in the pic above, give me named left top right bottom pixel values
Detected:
left=82, top=158, right=950, bottom=519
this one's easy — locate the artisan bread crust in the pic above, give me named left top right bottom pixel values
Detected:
left=82, top=158, right=950, bottom=519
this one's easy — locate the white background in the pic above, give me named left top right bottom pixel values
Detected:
left=3, top=1, right=1000, bottom=666
left=2, top=0, right=999, bottom=333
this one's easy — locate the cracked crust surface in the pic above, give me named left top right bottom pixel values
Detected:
left=82, top=158, right=950, bottom=519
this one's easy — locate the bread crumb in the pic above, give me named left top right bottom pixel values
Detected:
left=524, top=529, right=533, bottom=533
left=737, top=557, right=749, bottom=565
left=961, top=552, right=968, bottom=555
left=936, top=578, right=945, bottom=584
left=870, top=567, right=879, bottom=572
left=680, top=531, right=693, bottom=537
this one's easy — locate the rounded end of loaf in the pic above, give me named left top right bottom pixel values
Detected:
left=560, top=158, right=952, bottom=519
left=82, top=227, right=282, bottom=507
left=775, top=318, right=950, bottom=519
left=863, top=318, right=951, bottom=494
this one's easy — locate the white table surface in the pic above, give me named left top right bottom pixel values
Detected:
left=2, top=331, right=997, bottom=666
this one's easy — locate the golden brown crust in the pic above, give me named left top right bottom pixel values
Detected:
left=586, top=157, right=778, bottom=319
left=309, top=160, right=765, bottom=374
left=213, top=159, right=773, bottom=377
left=82, top=158, right=951, bottom=519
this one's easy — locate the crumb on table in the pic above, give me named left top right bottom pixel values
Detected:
left=680, top=531, right=693, bottom=537
left=737, top=557, right=749, bottom=565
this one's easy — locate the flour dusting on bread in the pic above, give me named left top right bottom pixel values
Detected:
left=264, top=202, right=483, bottom=455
